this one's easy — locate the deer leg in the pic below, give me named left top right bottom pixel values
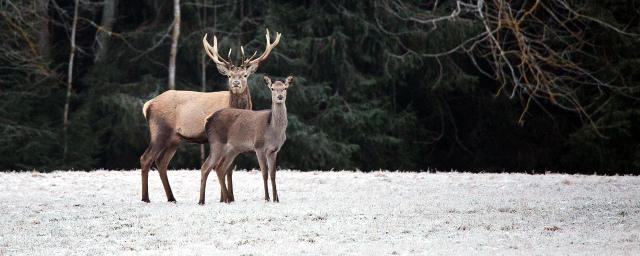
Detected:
left=267, top=152, right=279, bottom=202
left=140, top=146, right=153, bottom=203
left=218, top=157, right=225, bottom=203
left=202, top=144, right=222, bottom=204
left=226, top=166, right=235, bottom=202
left=257, top=151, right=269, bottom=202
left=140, top=142, right=164, bottom=203
left=215, top=159, right=229, bottom=203
left=199, top=153, right=216, bottom=205
left=155, top=140, right=179, bottom=203
left=216, top=153, right=238, bottom=203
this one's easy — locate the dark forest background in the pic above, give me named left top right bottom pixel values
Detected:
left=1, top=0, right=639, bottom=174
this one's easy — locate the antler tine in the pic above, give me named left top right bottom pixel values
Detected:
left=241, top=46, right=246, bottom=63
left=202, top=34, right=232, bottom=66
left=248, top=50, right=258, bottom=62
left=202, top=34, right=218, bottom=64
left=243, top=28, right=282, bottom=66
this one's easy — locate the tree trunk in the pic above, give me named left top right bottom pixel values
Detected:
left=200, top=47, right=207, bottom=163
left=168, top=0, right=180, bottom=90
left=35, top=0, right=50, bottom=59
left=94, top=0, right=117, bottom=63
left=199, top=0, right=207, bottom=165
left=63, top=0, right=80, bottom=159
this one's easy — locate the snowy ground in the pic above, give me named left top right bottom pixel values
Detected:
left=0, top=170, right=639, bottom=255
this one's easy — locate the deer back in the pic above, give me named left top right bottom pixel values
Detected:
left=145, top=90, right=231, bottom=141
left=205, top=109, right=271, bottom=149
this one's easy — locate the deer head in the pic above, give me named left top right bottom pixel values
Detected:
left=263, top=75, right=293, bottom=104
left=203, top=29, right=282, bottom=94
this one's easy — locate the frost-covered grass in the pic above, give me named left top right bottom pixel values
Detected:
left=0, top=170, right=639, bottom=255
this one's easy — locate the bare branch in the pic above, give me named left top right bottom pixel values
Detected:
left=375, top=0, right=640, bottom=128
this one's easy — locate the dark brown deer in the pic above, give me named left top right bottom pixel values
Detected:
left=140, top=29, right=282, bottom=203
left=199, top=75, right=293, bottom=204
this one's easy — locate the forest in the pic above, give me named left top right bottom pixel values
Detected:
left=1, top=0, right=639, bottom=174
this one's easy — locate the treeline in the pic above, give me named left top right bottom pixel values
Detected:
left=0, top=0, right=638, bottom=173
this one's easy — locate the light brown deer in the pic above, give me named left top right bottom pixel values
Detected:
left=199, top=75, right=293, bottom=204
left=140, top=29, right=282, bottom=203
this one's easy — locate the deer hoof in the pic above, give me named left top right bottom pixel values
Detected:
left=142, top=199, right=150, bottom=203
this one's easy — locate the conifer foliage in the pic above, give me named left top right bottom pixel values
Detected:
left=0, top=0, right=638, bottom=173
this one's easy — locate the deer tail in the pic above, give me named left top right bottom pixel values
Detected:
left=142, top=100, right=152, bottom=119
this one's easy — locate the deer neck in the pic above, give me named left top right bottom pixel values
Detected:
left=229, top=86, right=252, bottom=110
left=270, top=102, right=287, bottom=130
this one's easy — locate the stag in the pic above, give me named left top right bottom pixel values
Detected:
left=140, top=29, right=282, bottom=203
left=199, top=75, right=293, bottom=204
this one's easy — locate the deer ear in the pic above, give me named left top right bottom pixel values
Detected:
left=285, top=75, right=294, bottom=87
left=246, top=63, right=259, bottom=75
left=263, top=75, right=272, bottom=87
left=216, top=64, right=231, bottom=76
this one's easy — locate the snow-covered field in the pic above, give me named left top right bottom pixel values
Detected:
left=0, top=170, right=639, bottom=255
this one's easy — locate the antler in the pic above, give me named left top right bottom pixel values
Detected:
left=242, top=28, right=282, bottom=67
left=202, top=33, right=233, bottom=67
